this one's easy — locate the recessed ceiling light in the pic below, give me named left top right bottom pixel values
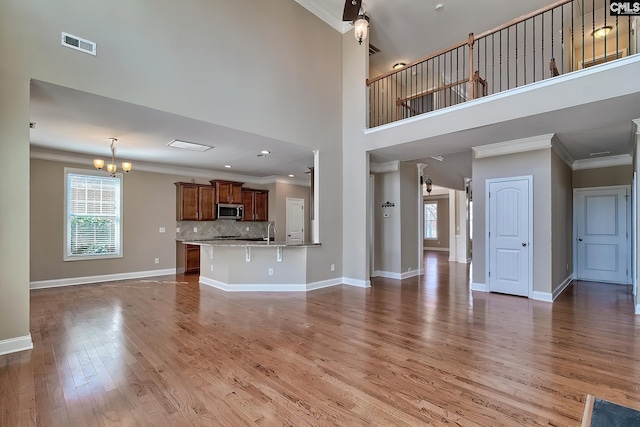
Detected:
left=589, top=151, right=611, bottom=156
left=288, top=174, right=294, bottom=177
left=224, top=165, right=232, bottom=168
left=167, top=139, right=213, bottom=152
left=435, top=3, right=444, bottom=11
left=260, top=150, right=270, bottom=154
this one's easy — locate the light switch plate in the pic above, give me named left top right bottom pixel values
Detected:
left=159, top=227, right=165, bottom=233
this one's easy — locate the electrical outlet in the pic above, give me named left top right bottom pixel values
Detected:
left=154, top=258, right=160, bottom=264
left=159, top=227, right=165, bottom=233
left=246, top=226, right=250, bottom=232
left=268, top=268, right=274, bottom=276
left=330, top=264, right=335, bottom=271
left=193, top=227, right=198, bottom=233
left=176, top=227, right=180, bottom=233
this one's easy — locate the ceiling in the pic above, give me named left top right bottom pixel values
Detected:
left=29, top=80, right=314, bottom=180
left=299, top=0, right=562, bottom=74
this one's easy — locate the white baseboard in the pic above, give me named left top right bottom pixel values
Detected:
left=373, top=269, right=421, bottom=280
left=342, top=277, right=371, bottom=288
left=401, top=269, right=421, bottom=279
left=199, top=276, right=344, bottom=292
left=306, top=278, right=343, bottom=291
left=531, top=291, right=553, bottom=302
left=30, top=268, right=177, bottom=289
left=449, top=256, right=456, bottom=262
left=456, top=257, right=472, bottom=264
left=424, top=247, right=450, bottom=252
left=0, top=334, right=33, bottom=356
left=552, top=274, right=574, bottom=301
left=470, top=282, right=487, bottom=292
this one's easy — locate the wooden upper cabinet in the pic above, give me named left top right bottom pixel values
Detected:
left=211, top=180, right=243, bottom=204
left=241, top=189, right=268, bottom=221
left=176, top=183, right=199, bottom=220
left=198, top=185, right=216, bottom=221
left=175, top=183, right=216, bottom=220
left=254, top=191, right=268, bottom=221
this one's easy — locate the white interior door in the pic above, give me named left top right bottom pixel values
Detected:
left=575, top=187, right=629, bottom=284
left=488, top=177, right=532, bottom=297
left=286, top=198, right=304, bottom=245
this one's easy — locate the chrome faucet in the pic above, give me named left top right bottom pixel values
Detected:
left=266, top=222, right=276, bottom=245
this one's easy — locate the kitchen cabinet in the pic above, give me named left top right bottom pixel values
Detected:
left=210, top=180, right=243, bottom=204
left=242, top=189, right=269, bottom=221
left=175, top=183, right=216, bottom=220
left=176, top=242, right=200, bottom=274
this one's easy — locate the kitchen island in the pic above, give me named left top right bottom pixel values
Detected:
left=182, top=240, right=332, bottom=292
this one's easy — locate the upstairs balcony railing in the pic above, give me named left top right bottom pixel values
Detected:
left=367, top=0, right=637, bottom=128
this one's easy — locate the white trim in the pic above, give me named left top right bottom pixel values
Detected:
left=30, top=268, right=177, bottom=289
left=456, top=257, right=472, bottom=264
left=572, top=154, right=633, bottom=170
left=0, top=334, right=33, bottom=356
left=374, top=269, right=421, bottom=279
left=370, top=160, right=399, bottom=173
left=402, top=269, right=420, bottom=279
left=342, top=277, right=372, bottom=288
left=470, top=282, right=487, bottom=292
left=424, top=247, right=449, bottom=252
left=633, top=118, right=640, bottom=134
left=364, top=55, right=640, bottom=135
left=531, top=291, right=553, bottom=302
left=200, top=276, right=344, bottom=292
left=553, top=275, right=574, bottom=301
left=30, top=147, right=310, bottom=186
left=472, top=134, right=554, bottom=159
left=636, top=304, right=640, bottom=315
left=294, top=0, right=349, bottom=33
left=306, top=278, right=343, bottom=291
left=551, top=137, right=575, bottom=169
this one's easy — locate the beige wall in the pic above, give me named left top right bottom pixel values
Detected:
left=551, top=150, right=573, bottom=291
left=573, top=164, right=633, bottom=188
left=1, top=0, right=344, bottom=344
left=30, top=158, right=198, bottom=282
left=424, top=196, right=450, bottom=250
left=273, top=182, right=311, bottom=243
left=473, top=148, right=553, bottom=293
left=374, top=171, right=401, bottom=273
left=0, top=71, right=31, bottom=343
left=400, top=162, right=420, bottom=273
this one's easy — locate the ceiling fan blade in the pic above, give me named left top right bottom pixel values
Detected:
left=342, top=0, right=362, bottom=21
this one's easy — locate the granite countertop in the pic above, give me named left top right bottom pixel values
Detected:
left=181, top=239, right=321, bottom=248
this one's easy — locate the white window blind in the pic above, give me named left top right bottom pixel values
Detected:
left=65, top=169, right=122, bottom=260
left=424, top=201, right=438, bottom=239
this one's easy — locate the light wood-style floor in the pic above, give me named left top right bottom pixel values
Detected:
left=3, top=251, right=640, bottom=426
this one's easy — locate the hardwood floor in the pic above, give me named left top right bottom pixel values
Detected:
left=3, top=251, right=640, bottom=426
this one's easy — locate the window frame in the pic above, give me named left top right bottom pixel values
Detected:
left=424, top=200, right=438, bottom=240
left=63, top=167, right=124, bottom=261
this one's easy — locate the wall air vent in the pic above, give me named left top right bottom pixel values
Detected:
left=369, top=44, right=380, bottom=56
left=61, top=32, right=96, bottom=56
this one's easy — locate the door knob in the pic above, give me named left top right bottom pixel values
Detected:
left=578, top=238, right=583, bottom=242
left=522, top=243, right=527, bottom=247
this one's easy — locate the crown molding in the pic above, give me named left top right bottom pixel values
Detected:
left=572, top=154, right=633, bottom=170
left=30, top=146, right=310, bottom=186
left=550, top=136, right=575, bottom=169
left=370, top=160, right=399, bottom=173
left=472, top=134, right=554, bottom=159
left=294, top=0, right=348, bottom=33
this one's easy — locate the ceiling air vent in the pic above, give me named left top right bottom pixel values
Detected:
left=61, top=32, right=96, bottom=56
left=369, top=44, right=380, bottom=56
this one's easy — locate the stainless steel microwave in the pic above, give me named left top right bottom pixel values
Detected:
left=217, top=203, right=243, bottom=220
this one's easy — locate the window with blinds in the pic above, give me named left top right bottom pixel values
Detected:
left=64, top=168, right=123, bottom=260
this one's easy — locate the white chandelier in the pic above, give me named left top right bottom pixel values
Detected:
left=93, top=138, right=132, bottom=177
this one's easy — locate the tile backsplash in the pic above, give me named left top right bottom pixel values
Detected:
left=176, top=220, right=271, bottom=240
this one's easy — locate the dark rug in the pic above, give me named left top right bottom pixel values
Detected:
left=590, top=398, right=640, bottom=426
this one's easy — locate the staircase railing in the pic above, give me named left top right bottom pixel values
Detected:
left=367, top=0, right=637, bottom=128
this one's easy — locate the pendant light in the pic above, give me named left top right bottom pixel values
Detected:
left=94, top=138, right=132, bottom=177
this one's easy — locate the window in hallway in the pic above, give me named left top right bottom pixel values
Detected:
left=424, top=201, right=438, bottom=239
